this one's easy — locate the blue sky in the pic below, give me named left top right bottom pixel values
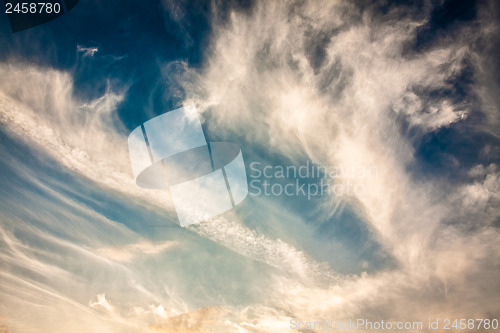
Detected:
left=0, top=0, right=499, bottom=332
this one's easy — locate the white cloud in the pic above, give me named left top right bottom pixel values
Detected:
left=0, top=64, right=175, bottom=214
left=0, top=0, right=499, bottom=331
left=77, top=45, right=99, bottom=57
left=0, top=62, right=338, bottom=288
left=96, top=241, right=178, bottom=263
left=176, top=0, right=500, bottom=325
left=90, top=293, right=114, bottom=311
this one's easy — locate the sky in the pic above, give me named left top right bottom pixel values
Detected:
left=0, top=0, right=499, bottom=332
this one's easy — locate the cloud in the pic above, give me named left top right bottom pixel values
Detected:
left=96, top=240, right=178, bottom=262
left=0, top=62, right=338, bottom=286
left=174, top=0, right=500, bottom=324
left=77, top=45, right=99, bottom=57
left=146, top=305, right=293, bottom=333
left=188, top=216, right=339, bottom=284
left=0, top=63, right=175, bottom=213
left=0, top=0, right=499, bottom=331
left=146, top=306, right=229, bottom=333
left=90, top=293, right=114, bottom=311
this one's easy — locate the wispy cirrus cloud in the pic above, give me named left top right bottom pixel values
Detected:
left=0, top=0, right=499, bottom=332
left=172, top=0, right=500, bottom=327
left=77, top=45, right=99, bottom=57
left=96, top=240, right=178, bottom=262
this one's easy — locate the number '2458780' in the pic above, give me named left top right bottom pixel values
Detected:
left=5, top=2, right=62, bottom=14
